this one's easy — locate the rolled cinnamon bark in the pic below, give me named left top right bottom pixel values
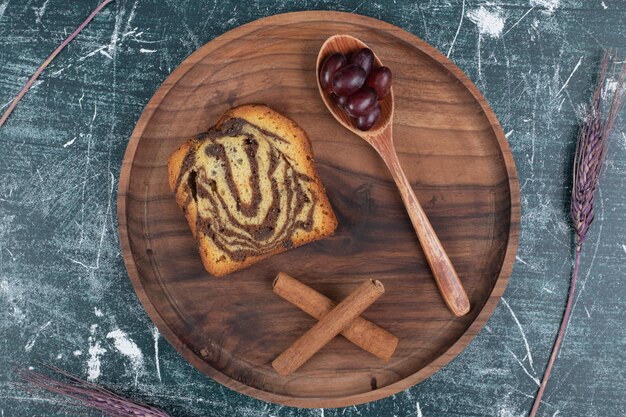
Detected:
left=273, top=272, right=398, bottom=362
left=272, top=278, right=385, bottom=376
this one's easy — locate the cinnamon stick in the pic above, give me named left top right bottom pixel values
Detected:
left=273, top=273, right=398, bottom=362
left=272, top=278, right=385, bottom=376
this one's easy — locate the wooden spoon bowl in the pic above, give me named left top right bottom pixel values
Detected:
left=316, top=34, right=470, bottom=317
left=316, top=35, right=394, bottom=136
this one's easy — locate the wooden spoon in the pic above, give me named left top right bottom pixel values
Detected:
left=316, top=34, right=470, bottom=317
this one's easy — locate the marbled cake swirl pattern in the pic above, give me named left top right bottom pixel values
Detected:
left=177, top=118, right=317, bottom=262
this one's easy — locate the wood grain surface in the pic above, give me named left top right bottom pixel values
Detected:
left=117, top=11, right=520, bottom=408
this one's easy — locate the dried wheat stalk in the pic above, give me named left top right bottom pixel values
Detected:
left=530, top=51, right=625, bottom=417
left=17, top=365, right=171, bottom=417
left=0, top=0, right=114, bottom=128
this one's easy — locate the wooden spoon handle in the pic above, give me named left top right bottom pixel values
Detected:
left=375, top=140, right=470, bottom=317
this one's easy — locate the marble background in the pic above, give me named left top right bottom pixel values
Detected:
left=1, top=0, right=625, bottom=416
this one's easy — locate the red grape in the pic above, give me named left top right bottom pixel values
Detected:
left=366, top=66, right=392, bottom=99
left=319, top=53, right=347, bottom=92
left=350, top=48, right=374, bottom=76
left=345, top=87, right=377, bottom=117
left=332, top=93, right=348, bottom=107
left=332, top=64, right=366, bottom=96
left=355, top=103, right=381, bottom=131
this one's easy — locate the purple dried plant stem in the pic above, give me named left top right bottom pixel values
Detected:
left=529, top=247, right=581, bottom=417
left=0, top=0, right=114, bottom=128
left=530, top=51, right=625, bottom=417
left=17, top=366, right=171, bottom=417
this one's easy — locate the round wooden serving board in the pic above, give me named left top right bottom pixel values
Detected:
left=118, top=11, right=520, bottom=408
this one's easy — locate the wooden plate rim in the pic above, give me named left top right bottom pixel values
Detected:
left=117, top=10, right=520, bottom=408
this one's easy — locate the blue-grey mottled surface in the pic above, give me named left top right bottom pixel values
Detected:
left=1, top=0, right=625, bottom=416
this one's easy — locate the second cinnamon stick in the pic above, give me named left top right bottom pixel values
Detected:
left=272, top=278, right=385, bottom=376
left=273, top=273, right=398, bottom=362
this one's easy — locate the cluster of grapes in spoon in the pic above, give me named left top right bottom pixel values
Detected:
left=319, top=48, right=392, bottom=131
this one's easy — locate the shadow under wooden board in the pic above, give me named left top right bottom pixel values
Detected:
left=118, top=11, right=520, bottom=408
